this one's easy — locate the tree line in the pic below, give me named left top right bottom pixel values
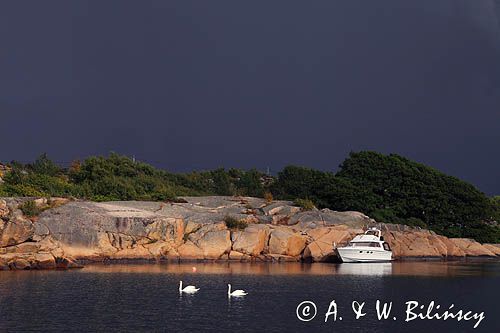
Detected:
left=1, top=151, right=498, bottom=243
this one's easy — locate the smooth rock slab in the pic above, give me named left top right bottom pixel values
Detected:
left=450, top=238, right=497, bottom=256
left=268, top=228, right=306, bottom=257
left=195, top=230, right=231, bottom=259
left=231, top=224, right=269, bottom=256
left=177, top=241, right=204, bottom=259
left=303, top=226, right=352, bottom=261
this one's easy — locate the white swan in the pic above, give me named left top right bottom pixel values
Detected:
left=227, top=283, right=247, bottom=297
left=179, top=280, right=200, bottom=294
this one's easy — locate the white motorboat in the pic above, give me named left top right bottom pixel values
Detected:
left=335, top=227, right=393, bottom=263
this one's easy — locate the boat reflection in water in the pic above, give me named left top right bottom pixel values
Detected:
left=75, top=261, right=499, bottom=278
left=334, top=262, right=393, bottom=276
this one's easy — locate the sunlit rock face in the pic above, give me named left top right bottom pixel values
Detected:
left=1, top=196, right=499, bottom=270
left=32, top=197, right=374, bottom=261
left=0, top=215, right=34, bottom=247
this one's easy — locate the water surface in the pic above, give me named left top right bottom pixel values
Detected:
left=1, top=261, right=499, bottom=332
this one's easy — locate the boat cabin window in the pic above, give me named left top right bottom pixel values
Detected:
left=383, top=242, right=391, bottom=251
left=348, top=242, right=381, bottom=248
left=365, top=230, right=379, bottom=237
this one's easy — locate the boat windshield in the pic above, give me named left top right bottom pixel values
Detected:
left=348, top=242, right=381, bottom=248
left=365, top=230, right=379, bottom=237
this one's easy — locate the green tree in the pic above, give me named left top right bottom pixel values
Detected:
left=491, top=196, right=500, bottom=221
left=336, top=151, right=498, bottom=242
left=238, top=169, right=265, bottom=197
left=210, top=168, right=235, bottom=195
left=31, top=153, right=60, bottom=176
left=271, top=165, right=336, bottom=204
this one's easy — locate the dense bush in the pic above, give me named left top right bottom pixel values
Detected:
left=271, top=166, right=376, bottom=211
left=336, top=152, right=497, bottom=240
left=224, top=215, right=248, bottom=230
left=31, top=153, right=60, bottom=176
left=271, top=165, right=335, bottom=205
left=271, top=152, right=499, bottom=243
left=19, top=200, right=42, bottom=217
left=67, top=154, right=207, bottom=201
left=293, top=198, right=315, bottom=211
left=0, top=153, right=268, bottom=203
left=236, top=168, right=265, bottom=197
left=492, top=196, right=500, bottom=220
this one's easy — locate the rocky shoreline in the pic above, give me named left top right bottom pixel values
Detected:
left=1, top=196, right=499, bottom=270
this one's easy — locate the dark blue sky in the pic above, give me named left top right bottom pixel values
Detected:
left=1, top=1, right=499, bottom=195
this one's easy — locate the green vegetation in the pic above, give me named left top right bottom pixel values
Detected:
left=1, top=151, right=498, bottom=242
left=224, top=216, right=248, bottom=230
left=272, top=152, right=500, bottom=243
left=293, top=198, right=315, bottom=211
left=19, top=200, right=42, bottom=218
left=0, top=153, right=267, bottom=202
left=492, top=196, right=500, bottom=218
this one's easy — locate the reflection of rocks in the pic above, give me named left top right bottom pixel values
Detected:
left=1, top=196, right=499, bottom=269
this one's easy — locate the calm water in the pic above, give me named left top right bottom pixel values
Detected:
left=1, top=261, right=499, bottom=332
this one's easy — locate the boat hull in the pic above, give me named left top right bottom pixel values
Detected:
left=336, top=247, right=392, bottom=263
